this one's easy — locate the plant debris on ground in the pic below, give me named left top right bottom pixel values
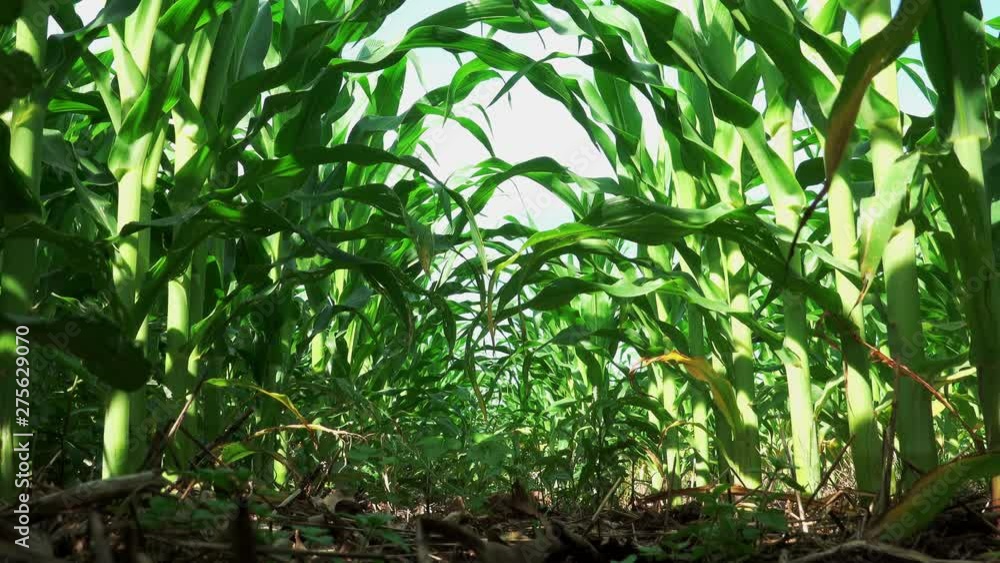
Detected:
left=1, top=473, right=998, bottom=562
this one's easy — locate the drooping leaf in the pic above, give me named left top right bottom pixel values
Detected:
left=868, top=452, right=1000, bottom=541
left=632, top=351, right=744, bottom=434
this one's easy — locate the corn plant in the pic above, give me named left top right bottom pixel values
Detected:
left=2, top=0, right=1000, bottom=540
left=0, top=0, right=46, bottom=501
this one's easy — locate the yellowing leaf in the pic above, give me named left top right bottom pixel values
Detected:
left=633, top=351, right=744, bottom=433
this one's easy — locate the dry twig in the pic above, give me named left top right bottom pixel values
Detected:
left=786, top=540, right=977, bottom=563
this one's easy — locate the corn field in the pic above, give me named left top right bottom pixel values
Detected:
left=3, top=0, right=1000, bottom=560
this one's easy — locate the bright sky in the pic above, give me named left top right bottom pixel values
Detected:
left=72, top=1, right=1000, bottom=231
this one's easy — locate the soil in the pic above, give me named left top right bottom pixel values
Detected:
left=1, top=476, right=998, bottom=562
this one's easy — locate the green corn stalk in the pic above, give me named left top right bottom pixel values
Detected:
left=724, top=240, right=762, bottom=488
left=647, top=362, right=680, bottom=488
left=649, top=170, right=683, bottom=486
left=310, top=329, right=326, bottom=374
left=262, top=231, right=295, bottom=486
left=715, top=90, right=761, bottom=487
left=804, top=3, right=883, bottom=494
left=104, top=0, right=166, bottom=478
left=187, top=2, right=265, bottom=444
left=828, top=169, right=882, bottom=493
left=760, top=57, right=821, bottom=491
left=848, top=0, right=937, bottom=486
left=884, top=222, right=936, bottom=485
left=641, top=246, right=679, bottom=485
left=165, top=19, right=220, bottom=467
left=680, top=109, right=742, bottom=483
left=195, top=237, right=226, bottom=442
left=678, top=2, right=760, bottom=486
left=269, top=313, right=295, bottom=486
left=672, top=155, right=748, bottom=487
left=687, top=311, right=711, bottom=485
left=714, top=122, right=761, bottom=488
left=919, top=0, right=998, bottom=505
left=0, top=2, right=46, bottom=501
left=672, top=150, right=711, bottom=485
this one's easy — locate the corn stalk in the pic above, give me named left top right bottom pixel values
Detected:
left=804, top=3, right=883, bottom=494
left=104, top=0, right=167, bottom=478
left=847, top=0, right=938, bottom=487
left=0, top=1, right=46, bottom=500
left=164, top=16, right=220, bottom=468
left=760, top=55, right=821, bottom=491
left=920, top=0, right=998, bottom=505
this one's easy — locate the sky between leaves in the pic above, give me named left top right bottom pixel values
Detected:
left=71, top=0, right=1000, bottom=231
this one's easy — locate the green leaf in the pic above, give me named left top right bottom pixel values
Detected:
left=0, top=314, right=151, bottom=391
left=824, top=0, right=930, bottom=191
left=919, top=0, right=991, bottom=142
left=206, top=379, right=314, bottom=443
left=216, top=144, right=442, bottom=200
left=858, top=152, right=921, bottom=283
